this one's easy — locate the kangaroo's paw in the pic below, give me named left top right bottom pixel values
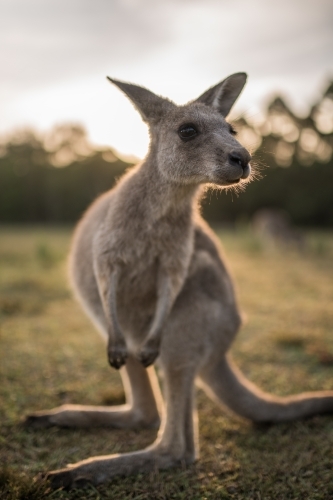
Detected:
left=108, top=342, right=128, bottom=369
left=137, top=340, right=160, bottom=368
left=24, top=414, right=53, bottom=429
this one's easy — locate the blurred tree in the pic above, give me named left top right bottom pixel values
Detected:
left=0, top=125, right=130, bottom=223
left=0, top=83, right=332, bottom=226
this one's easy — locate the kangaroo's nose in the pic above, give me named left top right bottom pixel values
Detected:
left=228, top=149, right=251, bottom=168
left=228, top=149, right=251, bottom=179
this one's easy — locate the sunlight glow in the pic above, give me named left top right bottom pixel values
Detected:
left=0, top=0, right=332, bottom=157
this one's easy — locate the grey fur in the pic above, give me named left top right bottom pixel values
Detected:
left=25, top=74, right=333, bottom=489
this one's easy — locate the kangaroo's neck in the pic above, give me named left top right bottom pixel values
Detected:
left=140, top=152, right=200, bottom=221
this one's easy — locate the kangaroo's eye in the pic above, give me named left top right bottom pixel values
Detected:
left=178, top=124, right=198, bottom=141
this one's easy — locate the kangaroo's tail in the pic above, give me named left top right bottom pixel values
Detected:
left=198, top=354, right=333, bottom=423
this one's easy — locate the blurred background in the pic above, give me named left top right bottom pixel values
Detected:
left=0, top=0, right=332, bottom=227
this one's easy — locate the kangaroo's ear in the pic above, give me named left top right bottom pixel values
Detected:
left=195, top=73, right=247, bottom=117
left=107, top=77, right=175, bottom=123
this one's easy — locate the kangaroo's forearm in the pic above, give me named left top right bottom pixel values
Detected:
left=108, top=267, right=123, bottom=341
left=94, top=259, right=127, bottom=368
left=95, top=262, right=123, bottom=341
left=147, top=275, right=173, bottom=341
left=137, top=272, right=177, bottom=367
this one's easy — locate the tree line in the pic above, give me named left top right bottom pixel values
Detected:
left=0, top=81, right=332, bottom=226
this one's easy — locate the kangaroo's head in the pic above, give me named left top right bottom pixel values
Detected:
left=107, top=73, right=251, bottom=188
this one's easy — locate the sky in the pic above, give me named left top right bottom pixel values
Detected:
left=1, top=0, right=333, bottom=158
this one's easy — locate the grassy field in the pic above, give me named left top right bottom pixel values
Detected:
left=0, top=225, right=333, bottom=499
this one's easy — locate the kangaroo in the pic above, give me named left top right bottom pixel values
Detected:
left=25, top=74, right=333, bottom=489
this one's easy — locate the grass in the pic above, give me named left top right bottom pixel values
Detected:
left=1, top=224, right=333, bottom=499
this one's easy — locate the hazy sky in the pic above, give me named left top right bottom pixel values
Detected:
left=1, top=0, right=332, bottom=157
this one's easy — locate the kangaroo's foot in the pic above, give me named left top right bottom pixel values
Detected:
left=25, top=357, right=161, bottom=430
left=24, top=414, right=54, bottom=429
left=24, top=403, right=160, bottom=430
left=46, top=443, right=195, bottom=490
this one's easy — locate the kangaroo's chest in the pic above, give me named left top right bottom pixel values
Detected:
left=114, top=241, right=162, bottom=340
left=118, top=250, right=158, bottom=306
left=115, top=222, right=193, bottom=325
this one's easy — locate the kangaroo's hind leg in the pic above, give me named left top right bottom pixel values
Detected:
left=199, top=354, right=333, bottom=423
left=44, top=284, right=204, bottom=489
left=25, top=355, right=161, bottom=430
left=46, top=351, right=199, bottom=489
left=25, top=273, right=162, bottom=430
